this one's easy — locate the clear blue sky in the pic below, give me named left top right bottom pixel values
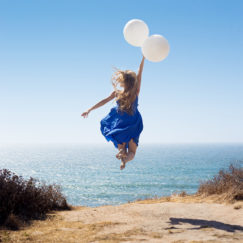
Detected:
left=0, top=0, right=242, bottom=145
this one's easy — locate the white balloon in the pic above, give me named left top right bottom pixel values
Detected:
left=142, top=34, right=170, bottom=62
left=123, top=19, right=149, bottom=47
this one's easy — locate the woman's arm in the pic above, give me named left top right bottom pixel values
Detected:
left=136, top=56, right=145, bottom=96
left=81, top=91, right=116, bottom=118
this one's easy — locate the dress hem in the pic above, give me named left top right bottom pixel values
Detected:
left=103, top=133, right=139, bottom=149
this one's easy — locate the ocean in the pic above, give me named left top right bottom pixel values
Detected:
left=0, top=143, right=242, bottom=207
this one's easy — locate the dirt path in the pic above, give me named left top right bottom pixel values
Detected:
left=57, top=200, right=243, bottom=242
left=1, top=198, right=243, bottom=243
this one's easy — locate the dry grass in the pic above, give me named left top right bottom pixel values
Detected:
left=0, top=213, right=164, bottom=243
left=197, top=163, right=243, bottom=202
left=0, top=213, right=122, bottom=243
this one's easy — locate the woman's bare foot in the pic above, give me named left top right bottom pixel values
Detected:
left=116, top=149, right=122, bottom=159
left=120, top=160, right=126, bottom=170
left=116, top=148, right=126, bottom=160
left=119, top=151, right=135, bottom=170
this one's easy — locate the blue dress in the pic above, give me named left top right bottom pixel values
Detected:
left=100, top=95, right=143, bottom=149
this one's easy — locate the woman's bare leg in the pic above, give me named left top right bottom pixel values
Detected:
left=120, top=139, right=137, bottom=170
left=116, top=142, right=127, bottom=160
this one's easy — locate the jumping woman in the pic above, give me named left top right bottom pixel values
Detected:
left=81, top=56, right=145, bottom=170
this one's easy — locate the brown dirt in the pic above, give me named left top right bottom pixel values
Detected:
left=1, top=195, right=243, bottom=243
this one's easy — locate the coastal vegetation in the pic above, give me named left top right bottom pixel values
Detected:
left=198, top=163, right=243, bottom=201
left=0, top=169, right=71, bottom=230
left=0, top=163, right=242, bottom=233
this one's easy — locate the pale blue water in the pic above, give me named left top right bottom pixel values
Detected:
left=0, top=144, right=242, bottom=207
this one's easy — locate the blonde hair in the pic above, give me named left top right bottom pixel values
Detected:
left=111, top=68, right=138, bottom=115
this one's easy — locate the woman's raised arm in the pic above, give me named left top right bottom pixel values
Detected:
left=136, top=56, right=145, bottom=96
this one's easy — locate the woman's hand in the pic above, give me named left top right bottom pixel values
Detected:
left=81, top=110, right=90, bottom=118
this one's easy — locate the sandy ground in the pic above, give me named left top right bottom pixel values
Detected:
left=1, top=196, right=243, bottom=243
left=57, top=198, right=243, bottom=243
